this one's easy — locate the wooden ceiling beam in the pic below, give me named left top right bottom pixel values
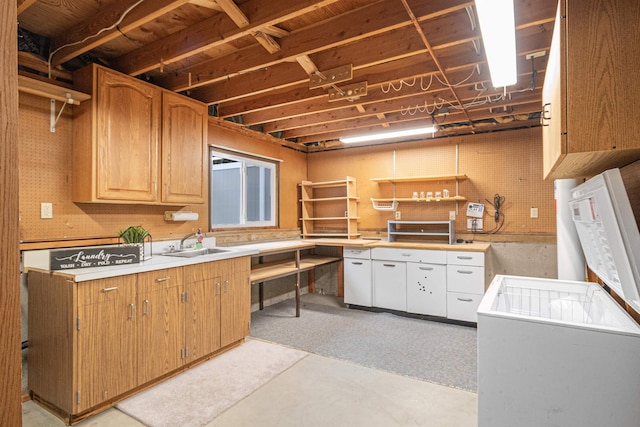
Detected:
left=157, top=0, right=474, bottom=91
left=50, top=0, right=191, bottom=66
left=189, top=0, right=222, bottom=11
left=17, top=0, right=37, bottom=15
left=112, top=0, right=340, bottom=76
left=263, top=80, right=540, bottom=137
left=282, top=95, right=540, bottom=139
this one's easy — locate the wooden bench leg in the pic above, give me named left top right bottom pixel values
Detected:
left=259, top=282, right=264, bottom=310
left=295, top=282, right=300, bottom=317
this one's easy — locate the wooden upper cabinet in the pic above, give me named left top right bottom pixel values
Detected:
left=542, top=0, right=640, bottom=179
left=161, top=92, right=207, bottom=204
left=72, top=64, right=207, bottom=204
left=96, top=68, right=160, bottom=202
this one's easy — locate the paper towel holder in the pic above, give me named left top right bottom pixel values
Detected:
left=164, top=211, right=199, bottom=221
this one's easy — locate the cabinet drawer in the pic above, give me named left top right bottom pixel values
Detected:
left=447, top=292, right=482, bottom=323
left=371, top=247, right=446, bottom=264
left=137, top=268, right=182, bottom=294
left=77, top=275, right=136, bottom=306
left=447, top=265, right=485, bottom=294
left=343, top=247, right=371, bottom=259
left=447, top=251, right=485, bottom=266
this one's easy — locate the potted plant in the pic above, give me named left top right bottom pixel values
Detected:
left=118, top=225, right=151, bottom=259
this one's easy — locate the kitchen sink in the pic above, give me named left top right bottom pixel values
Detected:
left=162, top=247, right=229, bottom=258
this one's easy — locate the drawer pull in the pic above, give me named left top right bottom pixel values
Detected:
left=457, top=297, right=474, bottom=302
left=351, top=261, right=363, bottom=265
left=382, top=264, right=396, bottom=267
left=456, top=256, right=473, bottom=260
left=216, top=282, right=221, bottom=295
left=401, top=253, right=411, bottom=257
left=457, top=270, right=473, bottom=274
left=129, top=303, right=135, bottom=319
left=143, top=299, right=149, bottom=316
left=419, top=266, right=434, bottom=271
left=155, top=276, right=171, bottom=282
left=101, top=286, right=118, bottom=293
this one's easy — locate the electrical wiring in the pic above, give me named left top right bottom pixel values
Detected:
left=47, top=0, right=146, bottom=78
left=469, top=194, right=506, bottom=235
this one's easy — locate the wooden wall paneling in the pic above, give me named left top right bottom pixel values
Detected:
left=1, top=0, right=22, bottom=422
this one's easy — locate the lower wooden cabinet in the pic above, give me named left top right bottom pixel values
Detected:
left=27, top=256, right=251, bottom=422
left=136, top=268, right=184, bottom=385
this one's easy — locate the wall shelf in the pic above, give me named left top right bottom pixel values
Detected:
left=18, top=75, right=91, bottom=105
left=388, top=220, right=455, bottom=244
left=371, top=174, right=467, bottom=183
left=299, top=177, right=359, bottom=239
left=370, top=174, right=467, bottom=211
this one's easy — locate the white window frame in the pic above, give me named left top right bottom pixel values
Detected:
left=209, top=148, right=278, bottom=229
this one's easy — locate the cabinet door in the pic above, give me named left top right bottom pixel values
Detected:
left=161, top=91, right=207, bottom=204
left=184, top=262, right=221, bottom=362
left=372, top=260, right=407, bottom=311
left=137, top=269, right=183, bottom=385
left=76, top=276, right=137, bottom=413
left=407, top=263, right=446, bottom=317
left=96, top=67, right=161, bottom=202
left=344, top=258, right=372, bottom=306
left=220, top=257, right=251, bottom=348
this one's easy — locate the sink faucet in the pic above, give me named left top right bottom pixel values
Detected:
left=179, top=232, right=196, bottom=249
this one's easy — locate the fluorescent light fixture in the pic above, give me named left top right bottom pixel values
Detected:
left=340, top=126, right=436, bottom=144
left=475, top=0, right=517, bottom=87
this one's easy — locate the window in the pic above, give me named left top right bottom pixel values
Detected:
left=209, top=148, right=277, bottom=228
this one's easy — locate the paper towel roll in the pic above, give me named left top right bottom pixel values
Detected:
left=164, top=211, right=199, bottom=221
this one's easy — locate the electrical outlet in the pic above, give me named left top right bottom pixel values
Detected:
left=395, top=211, right=401, bottom=220
left=40, top=202, right=53, bottom=219
left=467, top=218, right=483, bottom=231
left=449, top=211, right=456, bottom=220
left=530, top=207, right=539, bottom=218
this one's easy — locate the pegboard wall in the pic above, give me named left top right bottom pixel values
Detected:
left=18, top=93, right=208, bottom=243
left=306, top=127, right=556, bottom=239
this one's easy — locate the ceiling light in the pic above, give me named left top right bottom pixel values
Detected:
left=340, top=126, right=436, bottom=144
left=475, top=0, right=517, bottom=88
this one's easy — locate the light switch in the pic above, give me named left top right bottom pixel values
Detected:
left=41, top=202, right=53, bottom=219
left=530, top=207, right=538, bottom=218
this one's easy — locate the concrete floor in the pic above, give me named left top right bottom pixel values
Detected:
left=22, top=354, right=477, bottom=427
left=22, top=294, right=478, bottom=426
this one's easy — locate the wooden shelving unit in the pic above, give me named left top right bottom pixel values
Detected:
left=299, top=176, right=359, bottom=239
left=370, top=174, right=467, bottom=210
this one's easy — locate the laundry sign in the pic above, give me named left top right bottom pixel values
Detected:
left=50, top=245, right=142, bottom=270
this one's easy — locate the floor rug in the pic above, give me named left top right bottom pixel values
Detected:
left=251, top=299, right=478, bottom=392
left=116, top=339, right=307, bottom=427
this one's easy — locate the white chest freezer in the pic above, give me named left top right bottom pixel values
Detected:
left=477, top=275, right=640, bottom=427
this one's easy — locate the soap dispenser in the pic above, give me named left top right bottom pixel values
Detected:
left=195, top=228, right=204, bottom=249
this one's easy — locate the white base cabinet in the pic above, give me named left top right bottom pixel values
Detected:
left=366, top=247, right=486, bottom=322
left=373, top=260, right=407, bottom=311
left=344, top=247, right=372, bottom=307
left=446, top=251, right=486, bottom=322
left=407, top=262, right=447, bottom=317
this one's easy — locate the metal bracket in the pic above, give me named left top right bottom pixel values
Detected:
left=328, top=82, right=368, bottom=102
left=309, top=64, right=352, bottom=89
left=50, top=93, right=74, bottom=133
